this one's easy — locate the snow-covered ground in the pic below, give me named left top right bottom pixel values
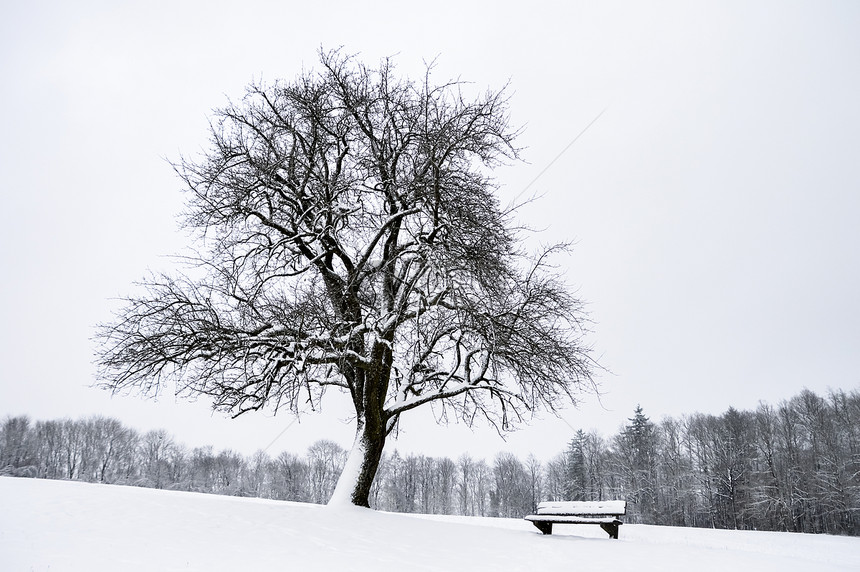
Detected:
left=1, top=477, right=858, bottom=571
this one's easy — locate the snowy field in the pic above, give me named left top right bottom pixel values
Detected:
left=1, top=477, right=858, bottom=571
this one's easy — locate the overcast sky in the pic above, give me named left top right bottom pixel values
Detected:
left=2, top=0, right=858, bottom=462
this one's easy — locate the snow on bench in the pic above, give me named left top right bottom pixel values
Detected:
left=524, top=501, right=627, bottom=539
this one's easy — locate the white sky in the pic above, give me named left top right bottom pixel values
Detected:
left=1, top=0, right=858, bottom=462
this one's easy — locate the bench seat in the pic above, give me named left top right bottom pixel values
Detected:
left=525, top=514, right=621, bottom=525
left=524, top=500, right=627, bottom=539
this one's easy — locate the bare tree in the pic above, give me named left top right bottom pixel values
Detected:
left=95, top=49, right=596, bottom=507
left=139, top=429, right=175, bottom=489
left=306, top=439, right=347, bottom=503
left=272, top=450, right=310, bottom=502
left=0, top=416, right=35, bottom=477
left=33, top=420, right=65, bottom=480
left=525, top=454, right=543, bottom=512
left=61, top=419, right=84, bottom=481
left=492, top=452, right=531, bottom=517
left=457, top=454, right=474, bottom=515
left=543, top=452, right=569, bottom=502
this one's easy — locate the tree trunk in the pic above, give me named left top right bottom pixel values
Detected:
left=328, top=417, right=386, bottom=507
left=328, top=340, right=392, bottom=507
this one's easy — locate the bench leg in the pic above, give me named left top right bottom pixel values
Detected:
left=532, top=521, right=553, bottom=535
left=599, top=522, right=619, bottom=539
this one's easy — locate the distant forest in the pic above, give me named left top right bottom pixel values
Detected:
left=2, top=387, right=858, bottom=536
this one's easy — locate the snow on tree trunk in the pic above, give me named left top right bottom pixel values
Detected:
left=328, top=436, right=367, bottom=506
left=328, top=419, right=386, bottom=508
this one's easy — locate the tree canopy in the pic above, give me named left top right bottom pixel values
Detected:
left=96, top=49, right=597, bottom=506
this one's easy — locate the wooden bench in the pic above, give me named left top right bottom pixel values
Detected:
left=524, top=501, right=627, bottom=539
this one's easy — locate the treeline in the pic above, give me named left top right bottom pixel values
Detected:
left=1, top=388, right=858, bottom=535
left=552, top=388, right=860, bottom=535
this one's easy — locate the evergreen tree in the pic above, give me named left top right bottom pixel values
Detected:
left=613, top=405, right=658, bottom=522
left=566, top=430, right=588, bottom=500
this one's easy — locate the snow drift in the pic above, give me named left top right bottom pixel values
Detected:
left=1, top=477, right=858, bottom=571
